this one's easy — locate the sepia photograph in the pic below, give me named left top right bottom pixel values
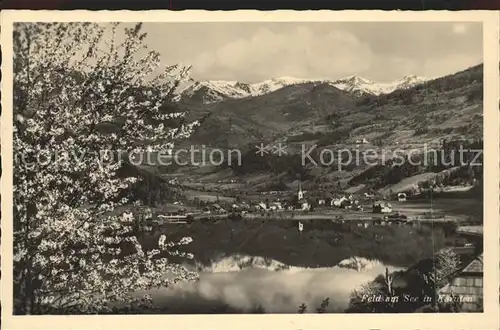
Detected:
left=1, top=9, right=499, bottom=330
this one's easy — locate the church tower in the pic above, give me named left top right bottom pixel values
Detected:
left=297, top=181, right=304, bottom=200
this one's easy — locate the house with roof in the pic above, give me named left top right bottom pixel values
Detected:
left=364, top=191, right=376, bottom=198
left=372, top=200, right=392, bottom=213
left=211, top=203, right=227, bottom=214
left=298, top=199, right=310, bottom=211
left=256, top=201, right=268, bottom=211
left=269, top=201, right=283, bottom=211
left=355, top=138, right=369, bottom=144
left=121, top=211, right=134, bottom=222
left=438, top=253, right=483, bottom=312
left=331, top=196, right=348, bottom=207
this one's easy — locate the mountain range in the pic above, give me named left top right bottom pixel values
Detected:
left=177, top=74, right=430, bottom=104
left=174, top=64, right=482, bottom=153
left=142, top=64, right=483, bottom=194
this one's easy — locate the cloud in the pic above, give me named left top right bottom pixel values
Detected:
left=142, top=22, right=482, bottom=82
left=362, top=56, right=420, bottom=81
left=189, top=26, right=374, bottom=82
left=423, top=54, right=482, bottom=77
left=452, top=23, right=467, bottom=34
left=144, top=264, right=402, bottom=313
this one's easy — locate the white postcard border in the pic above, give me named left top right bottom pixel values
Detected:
left=1, top=10, right=499, bottom=330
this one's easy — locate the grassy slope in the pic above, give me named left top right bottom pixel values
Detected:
left=133, top=65, right=483, bottom=202
left=318, top=64, right=483, bottom=149
left=183, top=64, right=482, bottom=151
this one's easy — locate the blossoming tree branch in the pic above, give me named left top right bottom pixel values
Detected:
left=13, top=22, right=199, bottom=314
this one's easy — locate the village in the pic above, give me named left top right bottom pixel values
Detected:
left=122, top=177, right=483, bottom=313
left=9, top=18, right=488, bottom=317
left=193, top=183, right=402, bottom=219
left=141, top=178, right=473, bottom=228
left=123, top=178, right=484, bottom=313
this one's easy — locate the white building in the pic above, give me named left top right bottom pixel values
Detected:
left=296, top=181, right=310, bottom=211
left=364, top=192, right=375, bottom=198
left=332, top=196, right=348, bottom=207
left=372, top=201, right=392, bottom=213
left=122, top=211, right=134, bottom=222
left=297, top=181, right=304, bottom=200
left=257, top=201, right=268, bottom=210
left=271, top=202, right=283, bottom=211
left=299, top=199, right=311, bottom=211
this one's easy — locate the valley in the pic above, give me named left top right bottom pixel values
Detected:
left=116, top=63, right=485, bottom=313
left=133, top=64, right=483, bottom=205
left=12, top=20, right=486, bottom=317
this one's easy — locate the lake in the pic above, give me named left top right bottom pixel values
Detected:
left=135, top=254, right=403, bottom=313
left=128, top=219, right=464, bottom=313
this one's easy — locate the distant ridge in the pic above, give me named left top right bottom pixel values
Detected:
left=177, top=74, right=432, bottom=103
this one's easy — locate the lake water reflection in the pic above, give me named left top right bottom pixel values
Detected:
left=140, top=255, right=403, bottom=313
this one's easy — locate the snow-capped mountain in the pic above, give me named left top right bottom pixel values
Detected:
left=329, top=74, right=429, bottom=97
left=329, top=75, right=389, bottom=96
left=251, top=77, right=313, bottom=95
left=178, top=77, right=314, bottom=103
left=392, top=75, right=429, bottom=90
left=178, top=80, right=246, bottom=104
left=177, top=74, right=430, bottom=103
left=194, top=254, right=394, bottom=274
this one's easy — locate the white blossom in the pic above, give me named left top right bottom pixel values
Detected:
left=158, top=235, right=166, bottom=247
left=13, top=22, right=199, bottom=315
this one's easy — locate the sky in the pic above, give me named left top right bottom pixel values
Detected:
left=136, top=22, right=482, bottom=83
